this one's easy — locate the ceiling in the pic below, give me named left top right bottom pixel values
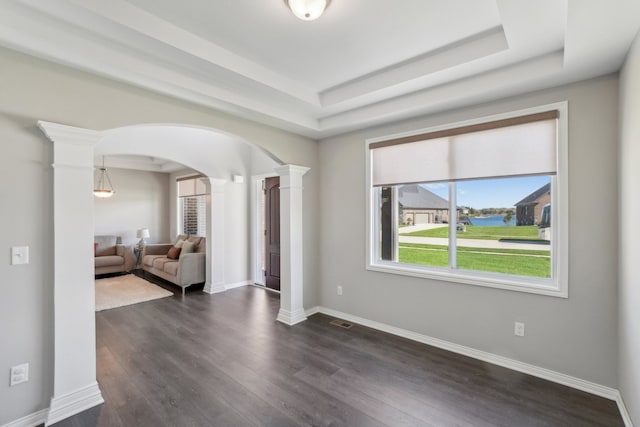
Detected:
left=1, top=0, right=639, bottom=139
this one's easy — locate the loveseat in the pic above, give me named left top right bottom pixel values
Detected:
left=141, top=235, right=206, bottom=295
left=94, top=235, right=135, bottom=276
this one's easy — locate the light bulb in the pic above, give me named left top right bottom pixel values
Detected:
left=287, top=0, right=328, bottom=21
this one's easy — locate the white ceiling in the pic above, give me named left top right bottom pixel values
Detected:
left=1, top=0, right=639, bottom=139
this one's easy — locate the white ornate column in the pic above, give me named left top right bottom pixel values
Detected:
left=275, top=165, right=310, bottom=326
left=37, top=121, right=104, bottom=426
left=203, top=178, right=226, bottom=294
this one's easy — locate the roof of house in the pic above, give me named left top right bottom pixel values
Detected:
left=514, top=183, right=551, bottom=206
left=398, top=184, right=449, bottom=210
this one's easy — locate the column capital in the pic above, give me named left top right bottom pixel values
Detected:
left=274, top=164, right=310, bottom=177
left=38, top=121, right=103, bottom=146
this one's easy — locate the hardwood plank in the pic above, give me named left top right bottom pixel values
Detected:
left=294, top=364, right=431, bottom=427
left=52, top=284, right=623, bottom=427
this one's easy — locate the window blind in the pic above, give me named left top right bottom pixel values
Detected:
left=370, top=111, right=558, bottom=187
left=178, top=176, right=208, bottom=197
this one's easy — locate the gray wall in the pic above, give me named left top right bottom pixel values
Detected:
left=94, top=167, right=171, bottom=245
left=0, top=46, right=318, bottom=425
left=0, top=99, right=54, bottom=425
left=619, top=30, right=640, bottom=424
left=2, top=32, right=636, bottom=426
left=318, top=75, right=619, bottom=387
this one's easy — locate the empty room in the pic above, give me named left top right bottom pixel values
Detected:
left=1, top=1, right=639, bottom=426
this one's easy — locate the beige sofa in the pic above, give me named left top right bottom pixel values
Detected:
left=141, top=235, right=206, bottom=295
left=94, top=235, right=134, bottom=276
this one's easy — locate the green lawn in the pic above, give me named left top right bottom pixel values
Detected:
left=398, top=243, right=551, bottom=278
left=400, top=242, right=550, bottom=256
left=400, top=224, right=543, bottom=241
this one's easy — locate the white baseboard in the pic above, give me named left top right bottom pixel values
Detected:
left=277, top=308, right=307, bottom=326
left=250, top=283, right=281, bottom=294
left=4, top=305, right=632, bottom=427
left=204, top=280, right=251, bottom=294
left=305, top=306, right=320, bottom=316
left=45, top=381, right=104, bottom=426
left=1, top=409, right=47, bottom=427
left=309, top=306, right=623, bottom=403
left=202, top=281, right=225, bottom=294
left=615, top=392, right=635, bottom=427
left=225, top=280, right=251, bottom=290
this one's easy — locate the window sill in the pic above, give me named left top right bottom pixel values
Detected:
left=367, top=262, right=567, bottom=298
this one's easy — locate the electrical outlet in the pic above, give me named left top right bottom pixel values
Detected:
left=10, top=363, right=29, bottom=386
left=514, top=322, right=525, bottom=337
left=337, top=285, right=343, bottom=296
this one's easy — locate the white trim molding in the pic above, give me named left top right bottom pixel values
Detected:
left=615, top=392, right=635, bottom=427
left=37, top=121, right=104, bottom=146
left=46, top=382, right=104, bottom=426
left=38, top=121, right=104, bottom=426
left=202, top=177, right=226, bottom=295
left=204, top=280, right=253, bottom=294
left=252, top=173, right=279, bottom=286
left=276, top=308, right=308, bottom=326
left=306, top=306, right=629, bottom=420
left=275, top=164, right=310, bottom=326
left=202, top=283, right=226, bottom=294
left=305, top=306, right=321, bottom=317
left=1, top=409, right=48, bottom=427
left=365, top=102, right=569, bottom=298
left=225, top=280, right=252, bottom=290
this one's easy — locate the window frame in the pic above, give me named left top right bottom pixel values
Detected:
left=177, top=175, right=209, bottom=237
left=179, top=194, right=207, bottom=237
left=365, top=102, right=569, bottom=298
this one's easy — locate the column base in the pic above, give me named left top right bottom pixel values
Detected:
left=46, top=382, right=103, bottom=426
left=203, top=281, right=225, bottom=294
left=276, top=308, right=308, bottom=326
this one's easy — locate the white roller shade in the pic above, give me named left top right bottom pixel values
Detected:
left=371, top=112, right=557, bottom=186
left=372, top=137, right=450, bottom=187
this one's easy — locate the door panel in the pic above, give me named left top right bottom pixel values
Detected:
left=265, top=177, right=280, bottom=291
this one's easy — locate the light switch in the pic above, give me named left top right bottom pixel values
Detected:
left=10, top=363, right=29, bottom=386
left=11, top=246, right=29, bottom=265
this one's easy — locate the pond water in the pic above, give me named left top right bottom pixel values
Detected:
left=468, top=214, right=516, bottom=227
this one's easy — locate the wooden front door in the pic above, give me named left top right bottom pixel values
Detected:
left=264, top=177, right=280, bottom=291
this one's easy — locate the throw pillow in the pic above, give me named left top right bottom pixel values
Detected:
left=174, top=239, right=185, bottom=248
left=167, top=246, right=181, bottom=260
left=181, top=240, right=196, bottom=254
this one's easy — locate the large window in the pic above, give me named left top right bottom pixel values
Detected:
left=178, top=176, right=208, bottom=237
left=367, top=104, right=568, bottom=297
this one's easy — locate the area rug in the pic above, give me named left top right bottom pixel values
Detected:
left=95, top=274, right=173, bottom=312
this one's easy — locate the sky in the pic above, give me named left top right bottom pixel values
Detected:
left=422, top=175, right=551, bottom=209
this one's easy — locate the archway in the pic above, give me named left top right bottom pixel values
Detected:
left=96, top=124, right=271, bottom=295
left=38, top=121, right=310, bottom=425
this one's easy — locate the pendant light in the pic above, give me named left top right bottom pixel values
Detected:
left=93, top=156, right=115, bottom=198
left=286, top=0, right=330, bottom=21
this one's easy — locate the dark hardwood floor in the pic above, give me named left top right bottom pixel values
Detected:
left=53, top=277, right=623, bottom=426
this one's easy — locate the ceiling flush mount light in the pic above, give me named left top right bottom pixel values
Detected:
left=93, top=156, right=115, bottom=198
left=286, top=0, right=329, bottom=21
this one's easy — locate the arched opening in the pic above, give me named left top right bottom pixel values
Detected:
left=95, top=124, right=283, bottom=295
left=38, top=121, right=309, bottom=425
